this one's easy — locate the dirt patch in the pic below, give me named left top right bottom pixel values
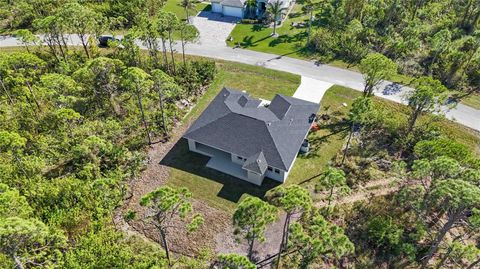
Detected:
left=111, top=119, right=278, bottom=261
left=314, top=178, right=401, bottom=207
left=215, top=212, right=286, bottom=263
left=113, top=109, right=284, bottom=263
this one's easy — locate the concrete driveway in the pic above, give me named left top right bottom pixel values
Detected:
left=191, top=11, right=240, bottom=47
left=293, top=76, right=333, bottom=104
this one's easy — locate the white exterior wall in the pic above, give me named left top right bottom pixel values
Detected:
left=231, top=154, right=245, bottom=165
left=187, top=138, right=197, bottom=152
left=212, top=3, right=222, bottom=13
left=222, top=6, right=244, bottom=18
left=247, top=171, right=264, bottom=186
left=187, top=139, right=215, bottom=157
left=265, top=168, right=287, bottom=182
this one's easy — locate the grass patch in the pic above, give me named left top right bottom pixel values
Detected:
left=185, top=60, right=300, bottom=121
left=461, top=94, right=480, bottom=110
left=287, top=86, right=357, bottom=187
left=166, top=61, right=301, bottom=212
left=163, top=0, right=210, bottom=21
left=227, top=1, right=312, bottom=59
left=289, top=85, right=480, bottom=190
left=168, top=80, right=480, bottom=212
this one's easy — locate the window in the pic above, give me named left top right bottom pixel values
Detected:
left=267, top=167, right=273, bottom=172
left=274, top=169, right=280, bottom=174
left=237, top=156, right=243, bottom=160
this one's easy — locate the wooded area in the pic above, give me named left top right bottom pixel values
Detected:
left=307, top=0, right=480, bottom=99
left=0, top=0, right=479, bottom=268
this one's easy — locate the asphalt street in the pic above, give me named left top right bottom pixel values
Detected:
left=1, top=32, right=478, bottom=131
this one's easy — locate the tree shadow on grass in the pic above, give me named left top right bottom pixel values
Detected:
left=240, top=34, right=273, bottom=48
left=252, top=24, right=266, bottom=32
left=306, top=121, right=348, bottom=157
left=288, top=12, right=304, bottom=19
left=160, top=138, right=280, bottom=203
left=268, top=31, right=307, bottom=47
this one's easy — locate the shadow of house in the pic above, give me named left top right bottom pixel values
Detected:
left=196, top=10, right=242, bottom=23
left=160, top=138, right=280, bottom=203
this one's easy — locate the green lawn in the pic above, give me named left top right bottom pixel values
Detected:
left=288, top=86, right=357, bottom=187
left=227, top=1, right=312, bottom=59
left=163, top=0, right=210, bottom=21
left=461, top=94, right=480, bottom=110
left=167, top=78, right=480, bottom=212
left=227, top=2, right=480, bottom=110
left=166, top=61, right=301, bottom=212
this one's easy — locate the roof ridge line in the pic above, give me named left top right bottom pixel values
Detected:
left=185, top=112, right=232, bottom=136
left=264, top=122, right=289, bottom=170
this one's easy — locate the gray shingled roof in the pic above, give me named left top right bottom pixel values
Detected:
left=242, top=151, right=268, bottom=174
left=220, top=0, right=245, bottom=7
left=183, top=88, right=319, bottom=171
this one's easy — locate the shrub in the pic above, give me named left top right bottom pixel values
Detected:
left=366, top=216, right=403, bottom=250
left=240, top=19, right=261, bottom=24
left=414, top=138, right=472, bottom=163
left=176, top=60, right=216, bottom=95
left=308, top=28, right=336, bottom=61
left=191, top=60, right=216, bottom=84
left=124, top=210, right=136, bottom=221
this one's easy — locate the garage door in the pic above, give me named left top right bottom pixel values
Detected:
left=212, top=3, right=222, bottom=13
left=222, top=6, right=243, bottom=18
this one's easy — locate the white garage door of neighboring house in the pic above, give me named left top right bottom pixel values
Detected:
left=222, top=6, right=243, bottom=18
left=212, top=3, right=222, bottom=13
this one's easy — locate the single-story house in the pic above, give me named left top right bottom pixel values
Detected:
left=211, top=0, right=292, bottom=19
left=183, top=88, right=319, bottom=186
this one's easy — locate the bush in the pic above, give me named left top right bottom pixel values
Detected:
left=414, top=138, right=472, bottom=164
left=366, top=216, right=403, bottom=250
left=240, top=19, right=261, bottom=24
left=124, top=209, right=136, bottom=221
left=308, top=28, right=336, bottom=61
left=176, top=60, right=216, bottom=95
left=191, top=60, right=216, bottom=84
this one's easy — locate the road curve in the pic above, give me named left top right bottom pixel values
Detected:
left=1, top=34, right=479, bottom=131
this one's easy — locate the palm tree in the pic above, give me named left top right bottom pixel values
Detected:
left=181, top=0, right=195, bottom=23
left=267, top=0, right=287, bottom=37
left=302, top=0, right=314, bottom=44
left=245, top=0, right=257, bottom=18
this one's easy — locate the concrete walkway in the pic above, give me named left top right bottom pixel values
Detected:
left=293, top=76, right=333, bottom=104
left=1, top=31, right=479, bottom=131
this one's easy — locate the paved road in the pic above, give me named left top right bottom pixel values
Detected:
left=1, top=31, right=479, bottom=131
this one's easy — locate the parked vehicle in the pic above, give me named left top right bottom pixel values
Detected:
left=98, top=35, right=119, bottom=47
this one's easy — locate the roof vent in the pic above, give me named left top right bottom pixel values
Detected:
left=238, top=95, right=249, bottom=107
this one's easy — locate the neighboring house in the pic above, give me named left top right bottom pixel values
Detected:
left=211, top=0, right=292, bottom=19
left=183, top=88, right=319, bottom=186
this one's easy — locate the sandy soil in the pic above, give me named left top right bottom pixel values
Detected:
left=111, top=104, right=403, bottom=266
left=215, top=213, right=287, bottom=263
left=113, top=117, right=285, bottom=265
